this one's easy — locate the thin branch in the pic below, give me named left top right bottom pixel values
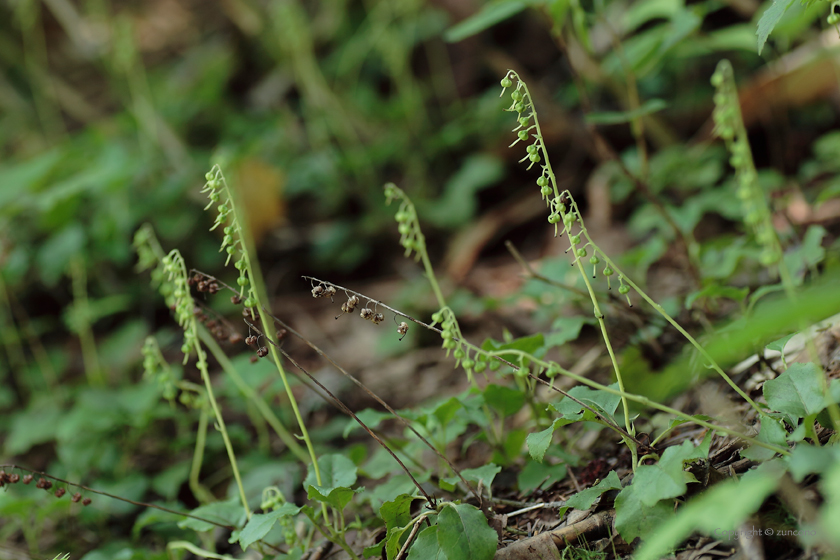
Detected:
left=191, top=269, right=481, bottom=502
left=245, top=319, right=437, bottom=509
left=0, top=463, right=288, bottom=553
left=301, top=277, right=638, bottom=444
left=504, top=240, right=589, bottom=298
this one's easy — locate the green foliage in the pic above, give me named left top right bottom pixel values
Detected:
left=5, top=0, right=840, bottom=558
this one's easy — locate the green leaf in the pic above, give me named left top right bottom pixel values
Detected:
left=132, top=506, right=181, bottom=538
left=614, top=485, right=673, bottom=542
left=432, top=397, right=463, bottom=426
left=585, top=99, right=667, bottom=125
left=819, top=461, right=840, bottom=546
left=783, top=225, right=827, bottom=285
left=545, top=316, right=588, bottom=348
left=481, top=333, right=546, bottom=360
left=565, top=470, right=622, bottom=510
left=178, top=499, right=247, bottom=532
left=343, top=408, right=392, bottom=438
left=526, top=419, right=568, bottom=462
left=630, top=440, right=702, bottom=507
left=756, top=0, right=796, bottom=55
left=766, top=332, right=796, bottom=354
left=685, top=284, right=749, bottom=310
left=550, top=382, right=622, bottom=422
left=305, top=454, right=358, bottom=495
left=238, top=503, right=301, bottom=550
left=763, top=362, right=826, bottom=419
left=5, top=403, right=63, bottom=455
left=741, top=413, right=788, bottom=461
left=37, top=224, right=86, bottom=286
left=444, top=1, right=527, bottom=42
left=407, top=525, right=446, bottom=559
left=483, top=384, right=526, bottom=417
left=437, top=504, right=498, bottom=560
left=786, top=443, right=840, bottom=482
left=517, top=460, right=567, bottom=494
left=420, top=154, right=505, bottom=227
left=633, top=466, right=779, bottom=559
left=364, top=541, right=385, bottom=558
left=381, top=494, right=420, bottom=532
left=460, top=464, right=502, bottom=491
left=307, top=485, right=359, bottom=510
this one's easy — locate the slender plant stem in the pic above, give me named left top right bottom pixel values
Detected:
left=189, top=405, right=216, bottom=504
left=192, top=325, right=250, bottom=516
left=70, top=258, right=104, bottom=386
left=205, top=166, right=327, bottom=522
left=199, top=328, right=310, bottom=463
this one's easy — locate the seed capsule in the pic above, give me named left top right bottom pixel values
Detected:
left=360, top=308, right=374, bottom=320
left=397, top=322, right=409, bottom=341
left=257, top=346, right=269, bottom=358
left=372, top=313, right=384, bottom=325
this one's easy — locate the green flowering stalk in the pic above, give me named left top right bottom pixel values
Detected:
left=384, top=183, right=446, bottom=305
left=712, top=61, right=840, bottom=431
left=499, top=70, right=773, bottom=441
left=201, top=165, right=327, bottom=517
left=711, top=60, right=783, bottom=269
left=133, top=225, right=250, bottom=515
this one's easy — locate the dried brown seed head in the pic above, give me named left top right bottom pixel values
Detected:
left=55, top=488, right=66, bottom=498
left=231, top=295, right=242, bottom=305
left=360, top=308, right=373, bottom=320
left=257, top=346, right=269, bottom=358
left=372, top=313, right=384, bottom=324
left=82, top=497, right=92, bottom=506
left=36, top=478, right=46, bottom=489
left=72, top=492, right=82, bottom=502
left=311, top=285, right=325, bottom=297
left=276, top=329, right=287, bottom=340
left=23, top=474, right=33, bottom=485
left=9, top=473, right=19, bottom=483
left=245, top=335, right=257, bottom=347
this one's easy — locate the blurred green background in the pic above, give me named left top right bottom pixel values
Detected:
left=2, top=0, right=840, bottom=557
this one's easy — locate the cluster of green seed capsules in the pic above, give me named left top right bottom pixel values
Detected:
left=499, top=72, right=543, bottom=172
left=202, top=167, right=260, bottom=310
left=159, top=250, right=204, bottom=361
left=384, top=183, right=424, bottom=260
left=432, top=308, right=479, bottom=376
left=710, top=62, right=779, bottom=266
left=142, top=337, right=177, bottom=402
